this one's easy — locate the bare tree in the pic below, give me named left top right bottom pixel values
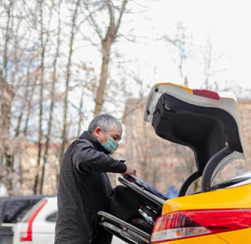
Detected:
left=59, top=0, right=82, bottom=164
left=40, top=1, right=62, bottom=194
left=33, top=0, right=56, bottom=194
left=0, top=0, right=17, bottom=195
left=81, top=0, right=129, bottom=115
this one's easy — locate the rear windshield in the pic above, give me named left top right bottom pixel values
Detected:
left=20, top=199, right=47, bottom=223
left=1, top=198, right=43, bottom=223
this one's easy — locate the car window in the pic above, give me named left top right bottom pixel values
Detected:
left=46, top=211, right=57, bottom=222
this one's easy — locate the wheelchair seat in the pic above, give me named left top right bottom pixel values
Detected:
left=98, top=176, right=166, bottom=243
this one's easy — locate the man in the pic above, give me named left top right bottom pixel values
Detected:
left=55, top=114, right=136, bottom=244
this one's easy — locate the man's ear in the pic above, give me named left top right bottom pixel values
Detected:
left=92, top=127, right=101, bottom=139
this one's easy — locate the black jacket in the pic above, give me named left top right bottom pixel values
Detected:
left=55, top=131, right=127, bottom=244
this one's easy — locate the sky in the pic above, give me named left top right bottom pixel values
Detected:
left=118, top=0, right=251, bottom=94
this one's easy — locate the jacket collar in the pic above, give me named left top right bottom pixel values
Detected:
left=79, top=131, right=110, bottom=155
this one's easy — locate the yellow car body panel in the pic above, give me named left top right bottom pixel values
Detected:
left=217, top=228, right=251, bottom=244
left=153, top=183, right=251, bottom=244
left=163, top=184, right=251, bottom=213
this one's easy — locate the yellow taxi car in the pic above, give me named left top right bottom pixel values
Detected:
left=99, top=82, right=251, bottom=244
left=146, top=82, right=251, bottom=244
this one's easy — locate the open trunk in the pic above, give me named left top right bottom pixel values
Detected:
left=99, top=83, right=248, bottom=243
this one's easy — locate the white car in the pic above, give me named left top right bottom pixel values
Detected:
left=12, top=196, right=125, bottom=244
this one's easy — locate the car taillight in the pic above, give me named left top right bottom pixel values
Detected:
left=151, top=209, right=251, bottom=243
left=20, top=200, right=47, bottom=241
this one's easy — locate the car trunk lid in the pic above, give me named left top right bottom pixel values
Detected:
left=144, top=82, right=249, bottom=194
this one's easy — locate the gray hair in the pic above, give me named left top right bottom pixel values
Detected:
left=88, top=114, right=122, bottom=133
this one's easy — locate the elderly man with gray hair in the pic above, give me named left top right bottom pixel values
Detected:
left=55, top=114, right=137, bottom=244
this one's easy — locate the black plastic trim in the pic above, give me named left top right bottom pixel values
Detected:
left=178, top=171, right=201, bottom=196
left=201, top=146, right=234, bottom=192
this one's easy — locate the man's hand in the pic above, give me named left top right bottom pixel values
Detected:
left=122, top=165, right=137, bottom=177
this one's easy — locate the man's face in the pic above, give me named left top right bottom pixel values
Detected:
left=93, top=125, right=122, bottom=145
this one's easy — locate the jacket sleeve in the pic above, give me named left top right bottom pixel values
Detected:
left=71, top=140, right=127, bottom=173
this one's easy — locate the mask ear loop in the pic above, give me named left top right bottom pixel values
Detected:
left=101, top=129, right=108, bottom=142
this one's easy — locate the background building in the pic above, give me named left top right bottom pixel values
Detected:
left=0, top=98, right=250, bottom=197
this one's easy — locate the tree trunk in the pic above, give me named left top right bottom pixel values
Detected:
left=0, top=79, right=15, bottom=195
left=93, top=0, right=128, bottom=115
left=1, top=0, right=15, bottom=195
left=94, top=41, right=111, bottom=116
left=40, top=2, right=62, bottom=194
left=34, top=1, right=46, bottom=194
left=23, top=69, right=37, bottom=137
left=59, top=0, right=80, bottom=164
left=77, top=88, right=85, bottom=136
left=15, top=62, right=32, bottom=138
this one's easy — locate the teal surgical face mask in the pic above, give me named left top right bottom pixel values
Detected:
left=102, top=131, right=119, bottom=154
